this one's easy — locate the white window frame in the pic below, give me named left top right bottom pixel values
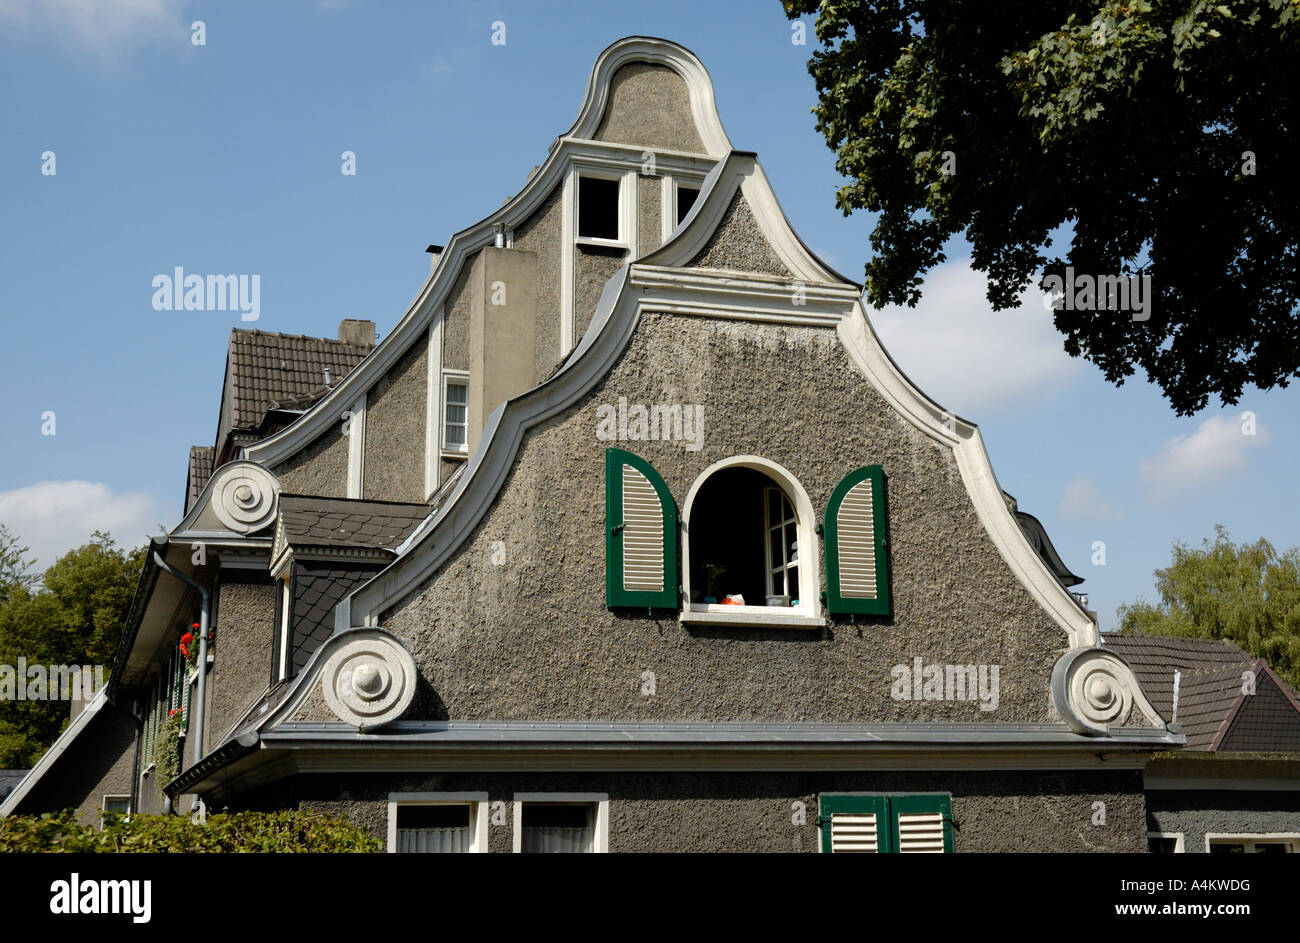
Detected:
left=101, top=794, right=130, bottom=828
left=387, top=792, right=489, bottom=853
left=441, top=371, right=470, bottom=457
left=679, top=455, right=822, bottom=629
left=1147, top=831, right=1185, bottom=853
left=1205, top=832, right=1300, bottom=853
left=573, top=168, right=632, bottom=249
left=512, top=792, right=609, bottom=854
left=277, top=576, right=291, bottom=681
left=764, top=485, right=799, bottom=599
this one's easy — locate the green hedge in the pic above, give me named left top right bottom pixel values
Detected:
left=0, top=809, right=382, bottom=853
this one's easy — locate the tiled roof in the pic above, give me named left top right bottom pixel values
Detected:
left=277, top=495, right=428, bottom=553
left=217, top=329, right=372, bottom=452
left=290, top=564, right=383, bottom=675
left=1102, top=634, right=1300, bottom=752
left=186, top=445, right=215, bottom=513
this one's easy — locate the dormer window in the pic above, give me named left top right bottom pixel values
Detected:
left=676, top=185, right=699, bottom=225
left=578, top=175, right=621, bottom=241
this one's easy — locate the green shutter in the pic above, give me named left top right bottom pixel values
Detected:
left=605, top=448, right=678, bottom=609
left=819, top=794, right=891, bottom=853
left=820, top=794, right=953, bottom=853
left=890, top=794, right=953, bottom=853
left=824, top=466, right=890, bottom=616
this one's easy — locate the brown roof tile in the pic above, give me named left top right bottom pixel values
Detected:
left=277, top=494, right=427, bottom=553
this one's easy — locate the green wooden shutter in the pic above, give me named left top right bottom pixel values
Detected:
left=819, top=794, right=891, bottom=853
left=890, top=794, right=953, bottom=853
left=824, top=466, right=890, bottom=616
left=605, top=448, right=678, bottom=609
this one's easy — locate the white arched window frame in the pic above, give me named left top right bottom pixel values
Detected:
left=680, top=455, right=823, bottom=629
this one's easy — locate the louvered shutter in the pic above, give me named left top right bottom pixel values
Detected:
left=825, top=466, right=890, bottom=616
left=605, top=448, right=678, bottom=609
left=890, top=794, right=953, bottom=853
left=819, top=794, right=891, bottom=853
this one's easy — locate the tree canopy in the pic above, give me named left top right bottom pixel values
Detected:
left=0, top=530, right=144, bottom=767
left=1119, top=525, right=1300, bottom=688
left=783, top=0, right=1300, bottom=414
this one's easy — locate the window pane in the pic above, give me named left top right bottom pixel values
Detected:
left=1210, top=843, right=1245, bottom=854
left=446, top=403, right=466, bottom=424
left=786, top=566, right=798, bottom=598
left=578, top=177, right=620, bottom=240
left=1254, top=843, right=1290, bottom=854
left=1148, top=836, right=1178, bottom=853
left=445, top=425, right=466, bottom=448
left=677, top=186, right=699, bottom=224
left=446, top=382, right=467, bottom=404
left=397, top=805, right=472, bottom=853
left=767, top=487, right=780, bottom=524
left=521, top=804, right=593, bottom=853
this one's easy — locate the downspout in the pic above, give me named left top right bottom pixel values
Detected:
left=152, top=550, right=211, bottom=780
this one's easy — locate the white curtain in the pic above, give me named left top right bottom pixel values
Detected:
left=398, top=827, right=470, bottom=853
left=522, top=826, right=590, bottom=853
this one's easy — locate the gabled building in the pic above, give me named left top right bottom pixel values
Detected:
left=1101, top=634, right=1300, bottom=853
left=4, top=37, right=1195, bottom=852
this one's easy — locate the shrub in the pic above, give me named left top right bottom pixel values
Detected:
left=0, top=808, right=381, bottom=853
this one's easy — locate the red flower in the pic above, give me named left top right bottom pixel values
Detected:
left=181, top=632, right=194, bottom=646
left=180, top=644, right=190, bottom=660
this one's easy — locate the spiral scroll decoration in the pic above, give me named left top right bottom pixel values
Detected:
left=320, top=630, right=418, bottom=730
left=211, top=462, right=280, bottom=533
left=1051, top=647, right=1148, bottom=735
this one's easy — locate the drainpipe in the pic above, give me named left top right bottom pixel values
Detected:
left=152, top=550, right=211, bottom=769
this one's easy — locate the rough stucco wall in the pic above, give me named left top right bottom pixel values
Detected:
left=511, top=186, right=562, bottom=382
left=689, top=193, right=791, bottom=278
left=594, top=63, right=707, bottom=155
left=13, top=705, right=138, bottom=826
left=638, top=175, right=662, bottom=257
left=208, top=577, right=275, bottom=746
left=364, top=311, right=1071, bottom=727
left=1146, top=789, right=1300, bottom=852
left=258, top=768, right=1144, bottom=853
left=273, top=421, right=349, bottom=498
left=363, top=339, right=427, bottom=503
left=442, top=253, right=476, bottom=372
left=574, top=246, right=626, bottom=343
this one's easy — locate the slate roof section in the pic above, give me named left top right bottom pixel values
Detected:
left=215, top=328, right=372, bottom=457
left=277, top=495, right=428, bottom=552
left=186, top=445, right=215, bottom=513
left=0, top=770, right=29, bottom=803
left=290, top=563, right=383, bottom=675
left=1102, top=634, right=1300, bottom=752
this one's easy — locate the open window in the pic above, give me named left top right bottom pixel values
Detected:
left=578, top=175, right=621, bottom=242
left=680, top=456, right=821, bottom=628
left=675, top=184, right=700, bottom=225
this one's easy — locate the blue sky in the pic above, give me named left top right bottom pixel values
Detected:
left=0, top=0, right=1294, bottom=630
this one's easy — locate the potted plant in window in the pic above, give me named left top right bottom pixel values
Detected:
left=702, top=563, right=727, bottom=605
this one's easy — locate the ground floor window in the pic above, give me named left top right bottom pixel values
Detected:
left=101, top=795, right=129, bottom=827
left=1147, top=832, right=1184, bottom=853
left=513, top=793, right=609, bottom=853
left=387, top=793, right=488, bottom=853
left=1207, top=834, right=1299, bottom=853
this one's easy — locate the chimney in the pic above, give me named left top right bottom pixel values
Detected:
left=338, top=318, right=375, bottom=347
left=426, top=244, right=444, bottom=275
left=468, top=247, right=537, bottom=452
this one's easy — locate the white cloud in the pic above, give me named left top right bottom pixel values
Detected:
left=0, top=0, right=187, bottom=56
left=1138, top=413, right=1270, bottom=502
left=869, top=260, right=1083, bottom=417
left=1059, top=476, right=1124, bottom=522
left=0, top=481, right=166, bottom=571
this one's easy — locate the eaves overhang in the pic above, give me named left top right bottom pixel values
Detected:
left=172, top=720, right=1183, bottom=802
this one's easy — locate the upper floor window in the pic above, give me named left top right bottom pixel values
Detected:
left=679, top=456, right=821, bottom=627
left=578, top=175, right=621, bottom=241
left=443, top=375, right=468, bottom=453
left=675, top=185, right=699, bottom=225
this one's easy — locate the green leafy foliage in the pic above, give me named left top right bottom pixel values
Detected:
left=0, top=809, right=382, bottom=853
left=0, top=529, right=145, bottom=766
left=1119, top=525, right=1300, bottom=687
left=782, top=0, right=1300, bottom=414
left=151, top=713, right=184, bottom=794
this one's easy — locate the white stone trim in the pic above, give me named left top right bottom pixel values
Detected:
left=346, top=393, right=366, bottom=499
left=511, top=792, right=609, bottom=853
left=387, top=791, right=489, bottom=853
left=277, top=576, right=291, bottom=682
left=678, top=454, right=822, bottom=626
left=1204, top=832, right=1300, bottom=853
left=1147, top=831, right=1185, bottom=852
left=424, top=310, right=444, bottom=500
left=244, top=40, right=724, bottom=472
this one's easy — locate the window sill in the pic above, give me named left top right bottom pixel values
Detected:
left=575, top=237, right=628, bottom=251
left=680, top=606, right=823, bottom=629
left=440, top=449, right=468, bottom=460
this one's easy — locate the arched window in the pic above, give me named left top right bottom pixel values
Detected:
left=681, top=456, right=821, bottom=627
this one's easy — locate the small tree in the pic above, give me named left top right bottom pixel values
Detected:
left=1119, top=525, right=1300, bottom=688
